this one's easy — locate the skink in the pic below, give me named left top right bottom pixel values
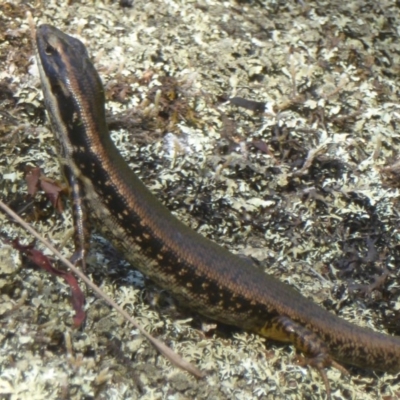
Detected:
left=34, top=24, right=400, bottom=394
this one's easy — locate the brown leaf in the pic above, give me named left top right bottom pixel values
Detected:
left=12, top=239, right=86, bottom=328
left=252, top=140, right=270, bottom=154
left=25, top=166, right=41, bottom=197
left=39, top=178, right=64, bottom=212
left=25, top=166, right=65, bottom=212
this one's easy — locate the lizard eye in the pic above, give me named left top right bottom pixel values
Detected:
left=44, top=43, right=56, bottom=56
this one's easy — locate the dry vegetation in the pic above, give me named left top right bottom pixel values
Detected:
left=1, top=0, right=400, bottom=399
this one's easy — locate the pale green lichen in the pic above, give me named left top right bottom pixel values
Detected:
left=1, top=0, right=400, bottom=399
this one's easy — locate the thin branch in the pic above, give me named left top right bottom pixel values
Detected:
left=0, top=199, right=204, bottom=379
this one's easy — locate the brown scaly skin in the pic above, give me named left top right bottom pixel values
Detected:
left=35, top=24, right=400, bottom=396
